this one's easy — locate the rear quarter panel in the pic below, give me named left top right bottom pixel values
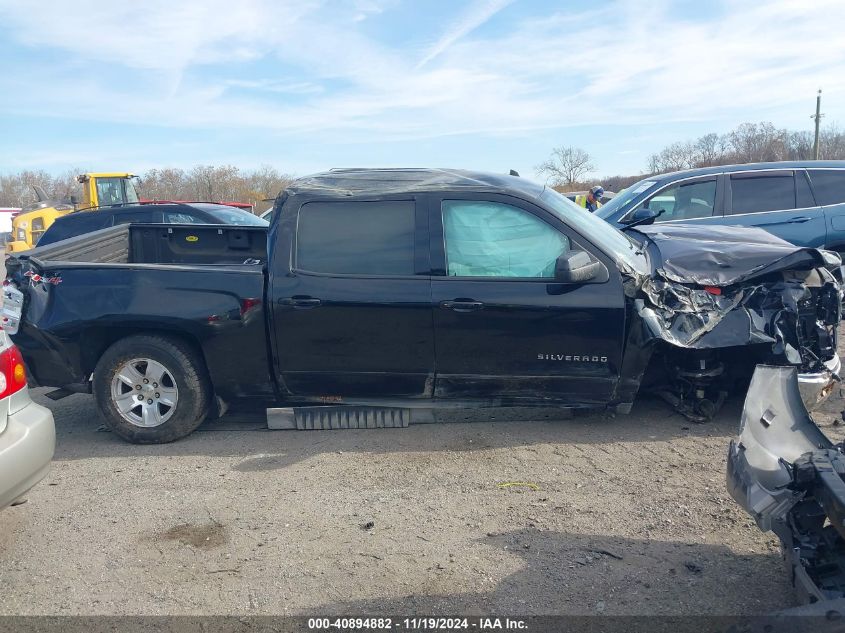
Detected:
left=15, top=264, right=273, bottom=399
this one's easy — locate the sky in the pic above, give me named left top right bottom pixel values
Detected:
left=1, top=0, right=844, bottom=182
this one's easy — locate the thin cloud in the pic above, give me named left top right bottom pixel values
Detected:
left=416, top=0, right=515, bottom=68
left=0, top=0, right=843, bottom=174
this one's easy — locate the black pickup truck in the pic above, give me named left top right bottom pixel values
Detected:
left=3, top=169, right=842, bottom=443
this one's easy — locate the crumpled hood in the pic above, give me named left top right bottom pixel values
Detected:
left=620, top=223, right=840, bottom=364
left=632, top=223, right=828, bottom=286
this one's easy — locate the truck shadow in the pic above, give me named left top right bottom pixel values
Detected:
left=310, top=528, right=796, bottom=616
left=38, top=388, right=754, bottom=466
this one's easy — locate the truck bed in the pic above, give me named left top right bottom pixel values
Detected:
left=20, top=223, right=267, bottom=267
left=5, top=223, right=273, bottom=401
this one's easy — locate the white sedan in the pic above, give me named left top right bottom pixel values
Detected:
left=0, top=328, right=55, bottom=510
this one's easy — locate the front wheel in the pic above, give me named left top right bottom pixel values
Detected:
left=94, top=335, right=212, bottom=444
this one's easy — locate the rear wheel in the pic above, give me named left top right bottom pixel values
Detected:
left=94, top=335, right=211, bottom=443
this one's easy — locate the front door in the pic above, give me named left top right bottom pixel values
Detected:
left=429, top=194, right=626, bottom=405
left=624, top=175, right=724, bottom=226
left=270, top=198, right=434, bottom=400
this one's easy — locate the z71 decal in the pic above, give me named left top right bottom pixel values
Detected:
left=25, top=271, right=62, bottom=286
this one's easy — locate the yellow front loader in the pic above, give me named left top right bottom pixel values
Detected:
left=7, top=172, right=139, bottom=253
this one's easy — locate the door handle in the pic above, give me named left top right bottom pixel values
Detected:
left=278, top=296, right=322, bottom=309
left=788, top=216, right=811, bottom=223
left=440, top=299, right=484, bottom=312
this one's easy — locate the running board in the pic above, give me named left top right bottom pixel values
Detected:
left=267, top=406, right=413, bottom=430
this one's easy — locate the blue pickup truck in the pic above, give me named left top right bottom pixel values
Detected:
left=596, top=161, right=845, bottom=255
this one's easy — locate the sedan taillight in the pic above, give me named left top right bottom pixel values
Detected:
left=0, top=344, right=27, bottom=399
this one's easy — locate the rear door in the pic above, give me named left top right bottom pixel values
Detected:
left=722, top=169, right=824, bottom=247
left=270, top=198, right=434, bottom=399
left=429, top=193, right=626, bottom=404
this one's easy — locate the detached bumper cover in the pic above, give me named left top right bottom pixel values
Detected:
left=728, top=365, right=845, bottom=603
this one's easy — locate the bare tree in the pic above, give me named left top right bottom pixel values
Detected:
left=786, top=131, right=813, bottom=160
left=0, top=169, right=87, bottom=207
left=820, top=124, right=845, bottom=159
left=536, top=146, right=595, bottom=187
left=647, top=141, right=699, bottom=174
left=141, top=168, right=188, bottom=200
left=1, top=164, right=297, bottom=210
left=642, top=120, right=845, bottom=175
left=694, top=133, right=726, bottom=166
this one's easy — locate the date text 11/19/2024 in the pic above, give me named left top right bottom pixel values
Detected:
left=307, top=617, right=529, bottom=631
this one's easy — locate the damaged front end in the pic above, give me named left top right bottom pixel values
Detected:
left=728, top=365, right=845, bottom=604
left=626, top=224, right=842, bottom=421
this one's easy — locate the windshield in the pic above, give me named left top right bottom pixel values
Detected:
left=205, top=206, right=269, bottom=226
left=594, top=179, right=658, bottom=220
left=539, top=188, right=648, bottom=273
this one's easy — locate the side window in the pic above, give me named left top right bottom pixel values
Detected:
left=164, top=212, right=202, bottom=224
left=442, top=200, right=569, bottom=278
left=113, top=212, right=154, bottom=226
left=296, top=201, right=415, bottom=275
left=638, top=179, right=717, bottom=222
left=729, top=173, right=795, bottom=214
left=808, top=170, right=845, bottom=206
left=31, top=217, right=46, bottom=244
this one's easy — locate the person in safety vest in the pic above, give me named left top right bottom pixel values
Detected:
left=574, top=186, right=604, bottom=212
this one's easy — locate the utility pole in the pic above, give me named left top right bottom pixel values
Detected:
left=812, top=89, right=824, bottom=160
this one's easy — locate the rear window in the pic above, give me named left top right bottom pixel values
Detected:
left=204, top=206, right=268, bottom=226
left=296, top=201, right=415, bottom=275
left=163, top=211, right=203, bottom=224
left=114, top=211, right=155, bottom=225
left=808, top=170, right=845, bottom=206
left=729, top=173, right=796, bottom=214
left=38, top=214, right=110, bottom=246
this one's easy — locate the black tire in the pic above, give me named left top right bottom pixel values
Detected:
left=93, top=334, right=212, bottom=444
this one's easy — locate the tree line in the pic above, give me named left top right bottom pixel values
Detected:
left=0, top=165, right=294, bottom=212
left=3, top=120, right=845, bottom=208
left=538, top=120, right=845, bottom=193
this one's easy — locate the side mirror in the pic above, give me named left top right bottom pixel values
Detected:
left=623, top=207, right=659, bottom=225
left=70, top=194, right=79, bottom=205
left=555, top=249, right=602, bottom=283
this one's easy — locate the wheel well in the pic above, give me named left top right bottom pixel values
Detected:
left=640, top=343, right=765, bottom=393
left=79, top=327, right=207, bottom=383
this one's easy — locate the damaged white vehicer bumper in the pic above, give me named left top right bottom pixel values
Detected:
left=727, top=365, right=845, bottom=604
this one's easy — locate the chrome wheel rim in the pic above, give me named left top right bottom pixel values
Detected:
left=110, top=358, right=178, bottom=428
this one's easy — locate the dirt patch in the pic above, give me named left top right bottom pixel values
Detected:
left=158, top=521, right=227, bottom=549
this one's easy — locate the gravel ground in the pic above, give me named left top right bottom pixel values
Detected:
left=2, top=372, right=842, bottom=616
left=0, top=238, right=840, bottom=617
